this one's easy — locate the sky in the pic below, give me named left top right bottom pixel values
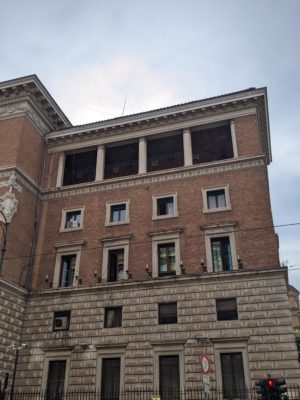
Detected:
left=1, top=0, right=300, bottom=288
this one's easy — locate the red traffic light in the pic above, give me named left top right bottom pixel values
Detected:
left=267, top=379, right=274, bottom=387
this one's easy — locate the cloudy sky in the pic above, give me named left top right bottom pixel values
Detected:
left=1, top=0, right=300, bottom=287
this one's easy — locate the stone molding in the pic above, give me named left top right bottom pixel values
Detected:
left=0, top=157, right=266, bottom=202
left=0, top=97, right=52, bottom=134
left=47, top=107, right=257, bottom=151
left=43, top=156, right=266, bottom=200
left=0, top=167, right=40, bottom=196
left=0, top=190, right=18, bottom=223
left=28, top=266, right=286, bottom=299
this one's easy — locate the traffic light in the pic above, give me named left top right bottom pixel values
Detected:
left=255, top=379, right=267, bottom=400
left=275, top=378, right=288, bottom=400
left=255, top=378, right=288, bottom=400
left=266, top=378, right=277, bottom=400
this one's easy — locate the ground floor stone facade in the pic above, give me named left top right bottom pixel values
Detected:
left=1, top=267, right=300, bottom=391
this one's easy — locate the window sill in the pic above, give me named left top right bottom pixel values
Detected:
left=59, top=227, right=83, bottom=233
left=152, top=214, right=178, bottom=221
left=105, top=221, right=129, bottom=227
left=203, top=207, right=232, bottom=214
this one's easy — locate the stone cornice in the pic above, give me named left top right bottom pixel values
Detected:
left=48, top=87, right=266, bottom=141
left=0, top=74, right=71, bottom=130
left=0, top=96, right=53, bottom=135
left=0, top=156, right=267, bottom=201
left=42, top=155, right=267, bottom=200
left=47, top=107, right=257, bottom=152
left=0, top=166, right=41, bottom=196
left=28, top=267, right=286, bottom=299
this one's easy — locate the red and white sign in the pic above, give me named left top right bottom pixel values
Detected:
left=200, top=354, right=211, bottom=375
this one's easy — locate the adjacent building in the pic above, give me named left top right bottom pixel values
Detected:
left=0, top=75, right=299, bottom=397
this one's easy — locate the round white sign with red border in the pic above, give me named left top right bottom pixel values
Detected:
left=200, top=355, right=211, bottom=374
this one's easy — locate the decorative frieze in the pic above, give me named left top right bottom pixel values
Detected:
left=43, top=156, right=266, bottom=200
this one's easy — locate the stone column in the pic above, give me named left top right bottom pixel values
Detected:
left=96, top=144, right=105, bottom=181
left=183, top=128, right=193, bottom=166
left=56, top=154, right=64, bottom=187
left=139, top=137, right=147, bottom=174
left=230, top=120, right=238, bottom=158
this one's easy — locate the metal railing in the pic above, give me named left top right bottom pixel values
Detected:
left=1, top=387, right=300, bottom=400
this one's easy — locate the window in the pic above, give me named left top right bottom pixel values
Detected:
left=211, top=237, right=232, bottom=272
left=208, top=189, right=225, bottom=209
left=53, top=243, right=83, bottom=288
left=60, top=207, right=84, bottom=231
left=101, top=237, right=130, bottom=283
left=147, top=134, right=184, bottom=172
left=159, top=303, right=177, bottom=324
left=63, top=148, right=97, bottom=186
left=192, top=123, right=233, bottom=164
left=153, top=194, right=178, bottom=219
left=104, top=142, right=138, bottom=179
left=220, top=353, right=245, bottom=398
left=216, top=299, right=238, bottom=321
left=46, top=360, right=66, bottom=399
left=202, top=223, right=237, bottom=273
left=59, top=255, right=76, bottom=287
left=151, top=230, right=181, bottom=278
left=106, top=201, right=129, bottom=226
left=159, top=356, right=180, bottom=399
left=108, top=249, right=125, bottom=282
left=158, top=243, right=176, bottom=276
left=101, top=358, right=121, bottom=400
left=53, top=310, right=71, bottom=331
left=104, top=307, right=122, bottom=328
left=202, top=185, right=231, bottom=213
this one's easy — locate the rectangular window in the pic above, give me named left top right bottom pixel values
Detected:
left=192, top=124, right=233, bottom=164
left=159, top=303, right=177, bottom=324
left=158, top=243, right=176, bottom=276
left=46, top=360, right=66, bottom=399
left=53, top=310, right=71, bottom=331
left=59, top=255, right=76, bottom=287
left=221, top=353, right=245, bottom=398
left=63, top=149, right=97, bottom=186
left=65, top=210, right=81, bottom=229
left=101, top=358, right=121, bottom=400
left=159, top=356, right=180, bottom=399
left=104, top=143, right=138, bottom=179
left=216, top=299, right=238, bottom=321
left=104, top=307, right=122, bottom=328
left=207, top=189, right=226, bottom=209
left=211, top=237, right=232, bottom=272
left=110, top=204, right=126, bottom=223
left=147, top=134, right=184, bottom=172
left=157, top=197, right=174, bottom=216
left=108, top=249, right=125, bottom=282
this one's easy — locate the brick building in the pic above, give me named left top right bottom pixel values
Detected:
left=0, top=75, right=299, bottom=396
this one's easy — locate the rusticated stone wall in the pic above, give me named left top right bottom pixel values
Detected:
left=12, top=268, right=300, bottom=390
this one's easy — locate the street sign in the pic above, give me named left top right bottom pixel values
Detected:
left=200, top=354, right=211, bottom=374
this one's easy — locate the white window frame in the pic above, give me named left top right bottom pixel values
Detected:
left=101, top=237, right=130, bottom=283
left=214, top=341, right=250, bottom=391
left=203, top=224, right=238, bottom=273
left=60, top=206, right=85, bottom=232
left=105, top=200, right=130, bottom=226
left=151, top=230, right=181, bottom=278
left=96, top=348, right=125, bottom=393
left=153, top=345, right=184, bottom=390
left=152, top=193, right=178, bottom=220
left=41, top=351, right=71, bottom=391
left=202, top=185, right=231, bottom=213
left=53, top=242, right=84, bottom=288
